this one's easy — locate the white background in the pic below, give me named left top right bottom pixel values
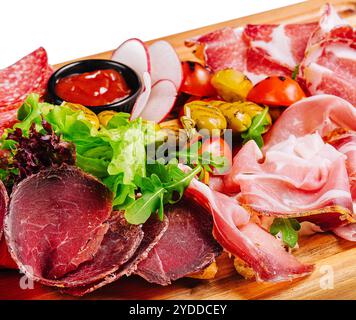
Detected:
left=0, top=0, right=303, bottom=68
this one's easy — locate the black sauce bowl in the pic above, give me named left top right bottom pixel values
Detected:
left=47, top=59, right=141, bottom=114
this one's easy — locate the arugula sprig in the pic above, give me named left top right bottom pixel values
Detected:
left=124, top=163, right=202, bottom=225
left=270, top=218, right=301, bottom=248
left=175, top=141, right=229, bottom=175
left=241, top=107, right=269, bottom=148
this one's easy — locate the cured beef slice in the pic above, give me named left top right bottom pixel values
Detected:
left=5, top=166, right=113, bottom=282
left=135, top=199, right=222, bottom=285
left=64, top=215, right=168, bottom=296
left=0, top=180, right=8, bottom=240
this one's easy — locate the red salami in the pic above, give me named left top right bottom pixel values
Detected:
left=0, top=47, right=51, bottom=107
left=0, top=48, right=52, bottom=134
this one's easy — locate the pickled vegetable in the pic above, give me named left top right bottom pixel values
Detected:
left=61, top=102, right=99, bottom=129
left=211, top=69, right=253, bottom=102
left=97, top=110, right=118, bottom=127
left=183, top=101, right=227, bottom=135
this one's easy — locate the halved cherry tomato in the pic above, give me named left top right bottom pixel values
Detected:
left=247, top=76, right=306, bottom=107
left=200, top=136, right=232, bottom=174
left=180, top=61, right=216, bottom=97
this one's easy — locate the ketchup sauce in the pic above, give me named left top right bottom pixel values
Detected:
left=55, top=69, right=131, bottom=106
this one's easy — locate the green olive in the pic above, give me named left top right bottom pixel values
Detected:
left=183, top=101, right=227, bottom=135
left=218, top=101, right=272, bottom=134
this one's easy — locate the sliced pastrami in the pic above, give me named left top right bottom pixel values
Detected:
left=64, top=215, right=168, bottom=296
left=5, top=166, right=113, bottom=282
left=135, top=200, right=222, bottom=285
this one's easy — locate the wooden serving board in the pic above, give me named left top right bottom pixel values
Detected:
left=1, top=0, right=355, bottom=300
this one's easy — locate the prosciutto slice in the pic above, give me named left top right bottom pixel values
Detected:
left=135, top=200, right=222, bottom=285
left=300, top=4, right=356, bottom=104
left=185, top=177, right=313, bottom=282
left=196, top=27, right=247, bottom=73
left=223, top=134, right=354, bottom=230
left=194, top=20, right=318, bottom=84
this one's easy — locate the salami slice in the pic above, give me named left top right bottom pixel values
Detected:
left=0, top=47, right=51, bottom=107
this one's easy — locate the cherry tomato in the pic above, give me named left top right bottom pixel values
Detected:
left=180, top=61, right=216, bottom=97
left=247, top=76, right=306, bottom=107
left=200, top=136, right=232, bottom=174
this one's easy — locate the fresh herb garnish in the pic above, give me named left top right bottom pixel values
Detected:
left=292, top=65, right=299, bottom=80
left=124, top=164, right=202, bottom=224
left=241, top=107, right=269, bottom=148
left=270, top=218, right=301, bottom=248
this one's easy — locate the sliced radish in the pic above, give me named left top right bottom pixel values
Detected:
left=112, top=38, right=150, bottom=81
left=149, top=40, right=183, bottom=90
left=130, top=72, right=152, bottom=120
left=139, top=79, right=177, bottom=123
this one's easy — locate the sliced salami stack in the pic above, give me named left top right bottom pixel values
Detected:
left=0, top=47, right=53, bottom=134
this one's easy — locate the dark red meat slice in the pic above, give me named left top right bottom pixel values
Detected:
left=0, top=180, right=8, bottom=241
left=0, top=47, right=52, bottom=107
left=135, top=200, right=222, bottom=285
left=5, top=166, right=113, bottom=281
left=56, top=211, right=143, bottom=288
left=64, top=215, right=168, bottom=296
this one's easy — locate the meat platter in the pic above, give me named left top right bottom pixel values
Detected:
left=0, top=0, right=355, bottom=300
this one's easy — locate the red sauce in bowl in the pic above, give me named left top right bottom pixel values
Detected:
left=55, top=69, right=131, bottom=106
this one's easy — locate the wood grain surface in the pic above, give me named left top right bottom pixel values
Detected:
left=0, top=0, right=355, bottom=300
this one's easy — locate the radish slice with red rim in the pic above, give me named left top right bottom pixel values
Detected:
left=130, top=72, right=152, bottom=120
left=111, top=38, right=150, bottom=82
left=139, top=79, right=177, bottom=123
left=149, top=41, right=183, bottom=90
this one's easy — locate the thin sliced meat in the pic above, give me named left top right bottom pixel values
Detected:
left=243, top=22, right=317, bottom=70
left=0, top=180, right=14, bottom=269
left=264, top=95, right=356, bottom=149
left=0, top=47, right=52, bottom=107
left=328, top=132, right=356, bottom=201
left=0, top=180, right=8, bottom=241
left=196, top=27, right=247, bottom=73
left=5, top=166, right=113, bottom=282
left=333, top=223, right=356, bottom=241
left=300, top=5, right=356, bottom=104
left=54, top=211, right=143, bottom=288
left=185, top=178, right=313, bottom=282
left=224, top=134, right=354, bottom=230
left=136, top=200, right=222, bottom=285
left=64, top=215, right=168, bottom=296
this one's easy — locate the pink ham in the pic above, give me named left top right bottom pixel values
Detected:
left=185, top=177, right=313, bottom=282
left=264, top=95, right=356, bottom=148
left=223, top=134, right=354, bottom=230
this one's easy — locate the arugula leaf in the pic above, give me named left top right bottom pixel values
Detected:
left=270, top=218, right=301, bottom=248
left=124, top=164, right=201, bottom=225
left=241, top=107, right=269, bottom=148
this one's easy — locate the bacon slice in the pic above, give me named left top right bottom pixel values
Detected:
left=185, top=177, right=313, bottom=282
left=224, top=134, right=354, bottom=230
